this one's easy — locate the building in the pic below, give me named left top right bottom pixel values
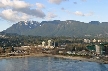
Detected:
left=48, top=40, right=52, bottom=47
left=87, top=44, right=104, bottom=55
left=93, top=39, right=96, bottom=43
left=42, top=41, right=45, bottom=47
left=97, top=40, right=101, bottom=43
left=95, top=45, right=101, bottom=54
left=41, top=40, right=54, bottom=49
left=84, top=39, right=90, bottom=43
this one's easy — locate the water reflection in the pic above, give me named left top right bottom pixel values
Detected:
left=0, top=58, right=29, bottom=71
left=98, top=63, right=108, bottom=71
left=0, top=57, right=108, bottom=71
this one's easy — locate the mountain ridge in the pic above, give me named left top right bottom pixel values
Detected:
left=2, top=20, right=108, bottom=37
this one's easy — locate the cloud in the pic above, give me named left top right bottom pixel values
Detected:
left=0, top=2, right=5, bottom=8
left=13, top=8, right=46, bottom=18
left=61, top=7, right=65, bottom=10
left=0, top=0, right=46, bottom=22
left=36, top=3, right=45, bottom=9
left=74, top=11, right=84, bottom=16
left=11, top=0, right=30, bottom=9
left=0, top=9, right=30, bottom=22
left=46, top=12, right=57, bottom=20
left=48, top=0, right=69, bottom=4
left=73, top=2, right=77, bottom=4
left=74, top=11, right=94, bottom=16
left=0, top=0, right=30, bottom=9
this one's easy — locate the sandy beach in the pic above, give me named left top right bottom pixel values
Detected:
left=0, top=53, right=108, bottom=64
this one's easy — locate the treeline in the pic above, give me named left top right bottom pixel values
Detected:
left=0, top=33, right=86, bottom=47
left=1, top=33, right=108, bottom=53
left=0, top=35, right=42, bottom=47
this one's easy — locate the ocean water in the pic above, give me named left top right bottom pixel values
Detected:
left=0, top=56, right=108, bottom=71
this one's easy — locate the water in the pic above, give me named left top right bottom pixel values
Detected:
left=0, top=56, right=108, bottom=71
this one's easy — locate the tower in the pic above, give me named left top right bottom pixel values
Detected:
left=95, top=45, right=101, bottom=54
left=42, top=41, right=45, bottom=47
left=48, top=40, right=51, bottom=47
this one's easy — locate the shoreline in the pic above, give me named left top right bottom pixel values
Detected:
left=0, top=53, right=108, bottom=64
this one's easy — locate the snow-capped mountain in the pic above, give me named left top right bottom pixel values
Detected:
left=2, top=20, right=108, bottom=37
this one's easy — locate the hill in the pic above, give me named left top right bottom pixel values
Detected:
left=3, top=20, right=108, bottom=37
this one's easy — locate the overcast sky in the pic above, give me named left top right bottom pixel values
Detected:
left=0, top=0, right=108, bottom=31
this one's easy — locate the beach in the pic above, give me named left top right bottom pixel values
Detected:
left=0, top=53, right=108, bottom=64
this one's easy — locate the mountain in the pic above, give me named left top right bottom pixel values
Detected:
left=3, top=21, right=40, bottom=35
left=2, top=20, right=108, bottom=37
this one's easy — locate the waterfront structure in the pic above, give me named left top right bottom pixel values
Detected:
left=21, top=46, right=30, bottom=48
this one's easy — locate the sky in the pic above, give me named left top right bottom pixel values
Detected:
left=0, top=0, right=108, bottom=31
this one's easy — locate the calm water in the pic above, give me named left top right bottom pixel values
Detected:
left=0, top=56, right=108, bottom=71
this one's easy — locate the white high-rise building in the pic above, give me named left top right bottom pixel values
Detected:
left=93, top=39, right=96, bottom=43
left=95, top=45, right=101, bottom=54
left=97, top=40, right=101, bottom=42
left=84, top=39, right=90, bottom=43
left=42, top=41, right=45, bottom=47
left=48, top=40, right=51, bottom=47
